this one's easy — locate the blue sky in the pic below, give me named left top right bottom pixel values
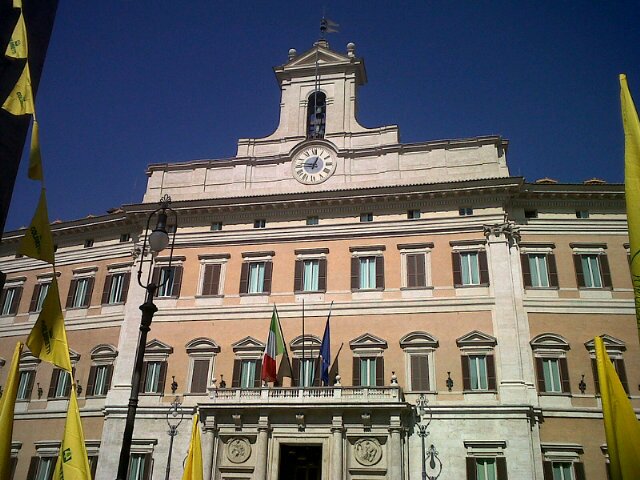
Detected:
left=5, top=1, right=640, bottom=231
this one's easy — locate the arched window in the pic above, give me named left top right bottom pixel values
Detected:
left=307, top=91, right=326, bottom=139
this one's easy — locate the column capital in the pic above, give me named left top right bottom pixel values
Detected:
left=483, top=221, right=520, bottom=245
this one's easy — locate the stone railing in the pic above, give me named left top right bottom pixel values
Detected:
left=206, top=385, right=403, bottom=404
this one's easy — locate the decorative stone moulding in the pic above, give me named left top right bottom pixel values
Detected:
left=354, top=438, right=382, bottom=466
left=226, top=437, right=251, bottom=464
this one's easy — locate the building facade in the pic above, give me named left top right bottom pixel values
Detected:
left=0, top=40, right=637, bottom=480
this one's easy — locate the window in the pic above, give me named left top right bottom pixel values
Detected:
left=140, top=339, right=172, bottom=395
left=83, top=239, right=94, bottom=248
left=48, top=368, right=73, bottom=399
left=542, top=444, right=586, bottom=480
left=293, top=358, right=318, bottom=387
left=457, top=331, right=497, bottom=392
left=306, top=91, right=326, bottom=139
left=17, top=370, right=35, bottom=400
left=153, top=265, right=183, bottom=298
left=350, top=333, right=387, bottom=387
left=306, top=216, right=319, bottom=226
left=294, top=254, right=327, bottom=293
left=29, top=282, right=51, bottom=312
left=186, top=338, right=219, bottom=394
left=254, top=219, right=266, bottom=228
left=585, top=335, right=629, bottom=395
left=1, top=285, right=22, bottom=315
left=127, top=452, right=152, bottom=480
left=400, top=331, right=439, bottom=392
left=525, top=209, right=538, bottom=219
left=406, top=253, right=427, bottom=288
left=572, top=244, right=612, bottom=289
left=466, top=457, right=508, bottom=480
left=459, top=207, right=473, bottom=216
left=231, top=359, right=261, bottom=388
left=452, top=249, right=489, bottom=287
left=120, top=233, right=131, bottom=242
left=102, top=272, right=130, bottom=304
left=142, top=361, right=167, bottom=394
left=407, top=209, right=421, bottom=219
left=350, top=250, right=385, bottom=291
left=210, top=221, right=223, bottom=231
left=28, top=456, right=56, bottom=480
left=87, top=365, right=113, bottom=396
left=521, top=252, right=558, bottom=288
left=239, top=256, right=273, bottom=295
left=575, top=210, right=589, bottom=219
left=66, top=276, right=95, bottom=309
left=359, top=213, right=373, bottom=223
left=200, top=263, right=222, bottom=296
left=531, top=334, right=571, bottom=394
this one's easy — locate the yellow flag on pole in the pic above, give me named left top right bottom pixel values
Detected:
left=26, top=277, right=72, bottom=372
left=5, top=11, right=28, bottom=58
left=595, top=336, right=640, bottom=480
left=13, top=0, right=22, bottom=8
left=53, top=388, right=92, bottom=480
left=0, top=342, right=23, bottom=480
left=620, top=74, right=640, bottom=342
left=181, top=413, right=203, bottom=480
left=17, top=188, right=55, bottom=264
left=2, top=61, right=34, bottom=115
left=29, top=120, right=44, bottom=181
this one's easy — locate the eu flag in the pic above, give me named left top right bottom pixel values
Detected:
left=320, top=317, right=331, bottom=385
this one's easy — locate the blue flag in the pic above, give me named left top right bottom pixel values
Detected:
left=320, top=316, right=331, bottom=385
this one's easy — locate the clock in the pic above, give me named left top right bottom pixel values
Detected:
left=292, top=146, right=336, bottom=184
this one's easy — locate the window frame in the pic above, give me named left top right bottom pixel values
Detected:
left=185, top=338, right=220, bottom=394
left=1, top=278, right=24, bottom=316
left=400, top=331, right=438, bottom=392
left=290, top=335, right=322, bottom=387
left=197, top=254, right=229, bottom=297
left=86, top=344, right=117, bottom=398
left=231, top=336, right=265, bottom=388
left=541, top=444, right=586, bottom=480
left=531, top=333, right=571, bottom=395
left=520, top=245, right=559, bottom=289
left=398, top=243, right=433, bottom=290
left=349, top=333, right=388, bottom=387
left=101, top=264, right=132, bottom=305
left=152, top=260, right=185, bottom=299
left=451, top=242, right=489, bottom=288
left=293, top=248, right=328, bottom=293
left=571, top=244, right=612, bottom=290
left=350, top=246, right=385, bottom=292
left=66, top=268, right=97, bottom=309
left=140, top=339, right=172, bottom=395
left=239, top=252, right=274, bottom=296
left=464, top=441, right=508, bottom=480
left=457, top=331, right=497, bottom=393
left=584, top=335, right=628, bottom=395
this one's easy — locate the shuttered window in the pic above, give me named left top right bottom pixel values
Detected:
left=102, top=272, right=130, bottom=304
left=462, top=355, right=496, bottom=391
left=86, top=365, right=113, bottom=397
left=240, top=262, right=273, bottom=294
left=17, top=370, right=35, bottom=400
left=30, top=282, right=51, bottom=312
left=127, top=453, right=152, bottom=480
left=190, top=358, right=211, bottom=393
left=406, top=253, right=426, bottom=288
left=1, top=286, right=22, bottom=315
left=353, top=357, right=384, bottom=387
left=453, top=251, right=489, bottom=287
left=66, top=277, right=95, bottom=308
left=48, top=368, right=74, bottom=399
left=591, top=357, right=629, bottom=394
left=535, top=357, right=570, bottom=394
left=141, top=361, right=167, bottom=393
left=201, top=264, right=222, bottom=296
left=154, top=266, right=183, bottom=298
left=466, top=457, right=508, bottom=480
left=521, top=253, right=558, bottom=288
left=410, top=355, right=430, bottom=391
left=574, top=253, right=612, bottom=289
left=351, top=256, right=384, bottom=290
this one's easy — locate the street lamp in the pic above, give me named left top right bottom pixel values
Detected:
left=416, top=394, right=443, bottom=480
left=164, top=398, right=184, bottom=480
left=116, top=195, right=177, bottom=480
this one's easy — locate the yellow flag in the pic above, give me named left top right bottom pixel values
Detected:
left=13, top=0, right=22, bottom=8
left=53, top=388, right=92, bottom=480
left=0, top=342, right=23, bottom=480
left=5, top=11, right=28, bottom=58
left=2, top=61, right=34, bottom=115
left=17, top=188, right=55, bottom=264
left=26, top=277, right=72, bottom=372
left=181, top=413, right=203, bottom=480
left=29, top=120, right=44, bottom=181
left=595, top=336, right=640, bottom=480
left=621, top=74, right=640, bottom=342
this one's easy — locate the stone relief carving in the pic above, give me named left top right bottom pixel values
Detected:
left=226, top=437, right=251, bottom=464
left=483, top=220, right=521, bottom=245
left=354, top=437, right=382, bottom=466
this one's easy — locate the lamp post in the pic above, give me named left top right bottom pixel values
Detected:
left=116, top=195, right=177, bottom=480
left=416, top=394, right=443, bottom=480
left=164, top=398, right=184, bottom=480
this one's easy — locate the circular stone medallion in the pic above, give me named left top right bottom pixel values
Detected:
left=226, top=437, right=251, bottom=464
left=354, top=437, right=382, bottom=466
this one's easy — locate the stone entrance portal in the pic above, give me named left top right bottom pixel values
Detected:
left=278, top=444, right=322, bottom=480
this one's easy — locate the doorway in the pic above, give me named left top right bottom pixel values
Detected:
left=278, top=444, right=322, bottom=480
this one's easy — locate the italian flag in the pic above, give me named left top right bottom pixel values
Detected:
left=261, top=307, right=285, bottom=382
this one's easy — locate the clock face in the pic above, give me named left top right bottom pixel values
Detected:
left=292, top=146, right=336, bottom=184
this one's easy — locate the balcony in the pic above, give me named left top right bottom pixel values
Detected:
left=206, top=386, right=404, bottom=405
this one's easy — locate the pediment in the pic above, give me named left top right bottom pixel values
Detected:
left=530, top=333, right=570, bottom=351
left=285, top=45, right=350, bottom=68
left=584, top=334, right=626, bottom=352
left=90, top=344, right=118, bottom=360
left=456, top=330, right=497, bottom=347
left=400, top=331, right=439, bottom=349
left=145, top=338, right=174, bottom=354
left=290, top=335, right=321, bottom=351
left=232, top=336, right=265, bottom=353
left=349, top=333, right=388, bottom=350
left=186, top=337, right=221, bottom=353
left=20, top=350, right=40, bottom=365
left=69, top=349, right=81, bottom=362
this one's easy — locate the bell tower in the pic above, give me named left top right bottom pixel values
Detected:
left=236, top=40, right=399, bottom=158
